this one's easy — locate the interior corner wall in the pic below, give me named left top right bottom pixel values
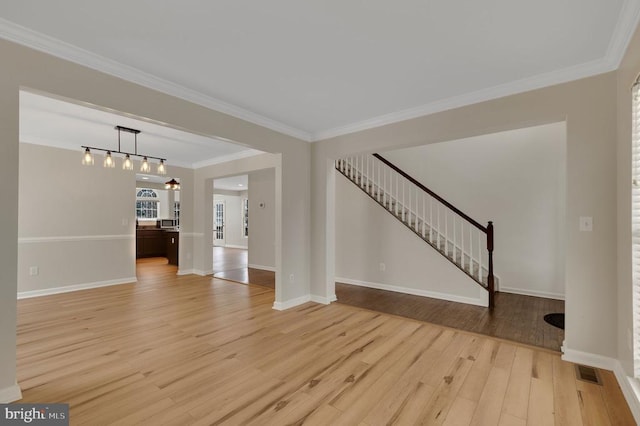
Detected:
left=248, top=168, right=276, bottom=269
left=18, top=143, right=136, bottom=293
left=617, top=23, right=640, bottom=377
left=312, top=71, right=618, bottom=361
left=380, top=122, right=566, bottom=300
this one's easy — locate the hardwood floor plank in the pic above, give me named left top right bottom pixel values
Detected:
left=442, top=396, right=477, bottom=426
left=599, top=369, right=636, bottom=425
left=502, top=346, right=534, bottom=420
left=552, top=356, right=584, bottom=426
left=576, top=380, right=613, bottom=426
left=13, top=258, right=631, bottom=426
left=469, top=367, right=510, bottom=425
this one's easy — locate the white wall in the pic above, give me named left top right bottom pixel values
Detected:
left=18, top=143, right=136, bottom=295
left=248, top=168, right=276, bottom=270
left=213, top=189, right=248, bottom=249
left=336, top=174, right=488, bottom=305
left=379, top=122, right=566, bottom=299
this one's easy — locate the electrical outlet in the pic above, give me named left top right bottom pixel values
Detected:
left=579, top=216, right=593, bottom=232
left=29, top=266, right=39, bottom=276
left=289, top=274, right=294, bottom=283
left=122, top=218, right=129, bottom=226
left=379, top=262, right=386, bottom=272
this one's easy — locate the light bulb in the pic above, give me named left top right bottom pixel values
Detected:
left=81, top=148, right=94, bottom=165
left=157, top=159, right=166, bottom=175
left=123, top=154, right=133, bottom=171
left=104, top=151, right=115, bottom=168
left=140, top=157, right=150, bottom=173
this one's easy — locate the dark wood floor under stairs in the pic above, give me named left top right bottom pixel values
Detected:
left=207, top=247, right=564, bottom=352
left=336, top=284, right=564, bottom=352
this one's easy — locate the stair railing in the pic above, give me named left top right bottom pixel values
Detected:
left=336, top=153, right=495, bottom=309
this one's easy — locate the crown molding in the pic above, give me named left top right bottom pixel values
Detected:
left=606, top=0, right=640, bottom=69
left=0, top=18, right=312, bottom=142
left=312, top=56, right=615, bottom=141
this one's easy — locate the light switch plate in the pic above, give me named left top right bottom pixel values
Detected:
left=579, top=216, right=593, bottom=232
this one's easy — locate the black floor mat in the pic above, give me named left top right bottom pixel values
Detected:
left=544, top=313, right=565, bottom=330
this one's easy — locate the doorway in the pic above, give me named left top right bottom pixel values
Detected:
left=214, top=200, right=226, bottom=247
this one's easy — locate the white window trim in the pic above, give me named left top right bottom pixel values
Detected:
left=632, top=77, right=640, bottom=377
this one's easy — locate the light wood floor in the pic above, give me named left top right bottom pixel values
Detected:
left=209, top=247, right=564, bottom=351
left=16, top=258, right=634, bottom=425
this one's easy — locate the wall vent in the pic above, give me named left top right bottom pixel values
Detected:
left=575, top=364, right=602, bottom=386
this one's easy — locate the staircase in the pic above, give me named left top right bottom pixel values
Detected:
left=336, top=154, right=497, bottom=309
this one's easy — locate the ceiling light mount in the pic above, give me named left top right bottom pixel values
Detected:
left=81, top=125, right=167, bottom=174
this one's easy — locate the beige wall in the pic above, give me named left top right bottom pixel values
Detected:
left=0, top=39, right=309, bottom=399
left=312, top=72, right=618, bottom=360
left=249, top=168, right=276, bottom=269
left=617, top=24, right=640, bottom=377
left=18, top=143, right=136, bottom=294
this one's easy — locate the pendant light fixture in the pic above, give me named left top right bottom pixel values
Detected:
left=81, top=148, right=94, bottom=165
left=122, top=154, right=133, bottom=171
left=165, top=178, right=180, bottom=190
left=81, top=126, right=168, bottom=174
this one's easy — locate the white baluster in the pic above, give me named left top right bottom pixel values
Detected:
left=378, top=162, right=382, bottom=202
left=462, top=221, right=465, bottom=269
left=395, top=173, right=399, bottom=215
left=437, top=203, right=440, bottom=249
left=453, top=216, right=457, bottom=262
left=382, top=165, right=386, bottom=206
left=478, top=229, right=482, bottom=281
left=409, top=185, right=412, bottom=226
left=402, top=179, right=405, bottom=221
left=445, top=209, right=448, bottom=255
left=422, top=194, right=426, bottom=237
left=429, top=197, right=433, bottom=241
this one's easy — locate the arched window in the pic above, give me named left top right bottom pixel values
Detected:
left=136, top=188, right=159, bottom=219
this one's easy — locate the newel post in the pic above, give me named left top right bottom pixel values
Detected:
left=487, top=221, right=495, bottom=310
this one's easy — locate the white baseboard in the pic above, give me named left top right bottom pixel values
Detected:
left=336, top=277, right=487, bottom=307
left=561, top=348, right=618, bottom=370
left=500, top=286, right=565, bottom=300
left=225, top=244, right=248, bottom=249
left=249, top=264, right=276, bottom=272
left=177, top=269, right=211, bottom=276
left=17, top=277, right=137, bottom=299
left=613, top=361, right=640, bottom=423
left=273, top=295, right=312, bottom=311
left=311, top=294, right=337, bottom=305
left=0, top=383, right=22, bottom=403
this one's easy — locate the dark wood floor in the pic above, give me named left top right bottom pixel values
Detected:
left=336, top=284, right=565, bottom=352
left=208, top=247, right=565, bottom=352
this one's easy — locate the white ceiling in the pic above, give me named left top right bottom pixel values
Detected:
left=2, top=1, right=639, bottom=141
left=214, top=175, right=248, bottom=192
left=19, top=91, right=264, bottom=169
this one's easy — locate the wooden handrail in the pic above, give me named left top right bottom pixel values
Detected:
left=373, top=153, right=487, bottom=232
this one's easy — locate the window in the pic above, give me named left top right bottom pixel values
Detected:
left=136, top=188, right=159, bottom=220
left=174, top=201, right=180, bottom=227
left=632, top=77, right=640, bottom=376
left=242, top=199, right=249, bottom=237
